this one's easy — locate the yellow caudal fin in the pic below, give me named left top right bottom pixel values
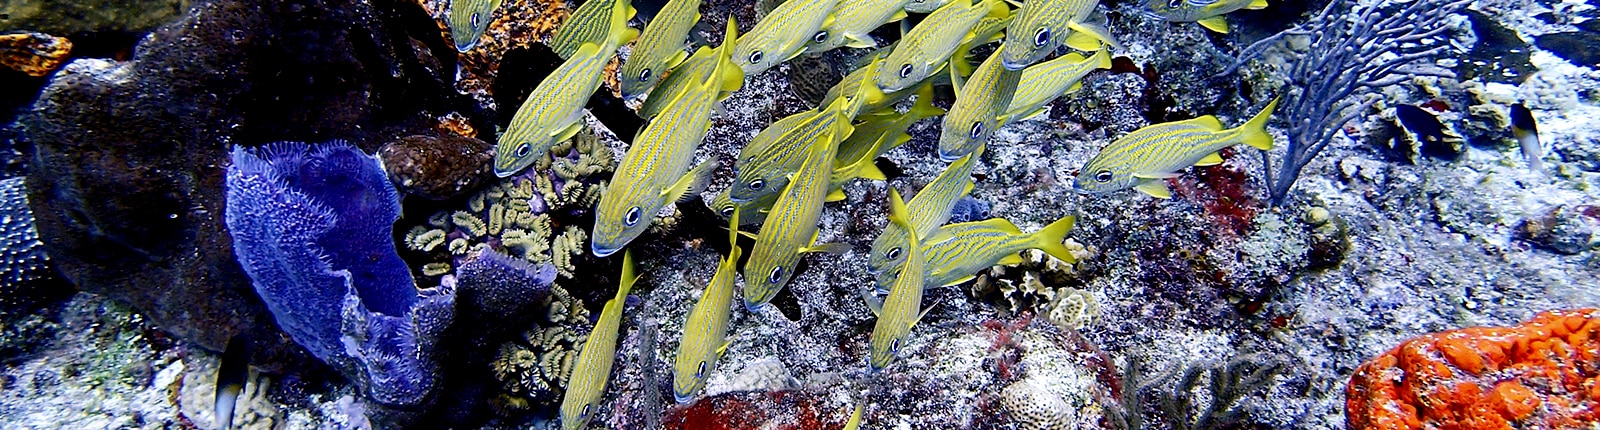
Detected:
left=1237, top=96, right=1279, bottom=150
left=612, top=0, right=641, bottom=47
left=1031, top=215, right=1077, bottom=263
left=826, top=188, right=848, bottom=201
left=727, top=207, right=743, bottom=260
left=618, top=249, right=638, bottom=297
left=1093, top=47, right=1112, bottom=69
left=715, top=17, right=746, bottom=93
left=1248, top=0, right=1268, bottom=9
left=886, top=188, right=914, bottom=234
left=1197, top=16, right=1229, bottom=34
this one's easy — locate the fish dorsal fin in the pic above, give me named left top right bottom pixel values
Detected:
left=1134, top=180, right=1172, bottom=199
left=1194, top=152, right=1224, bottom=166
left=1247, top=0, right=1269, bottom=9
left=826, top=188, right=848, bottom=201
left=1176, top=115, right=1225, bottom=131
left=975, top=217, right=1022, bottom=234
left=1197, top=16, right=1230, bottom=34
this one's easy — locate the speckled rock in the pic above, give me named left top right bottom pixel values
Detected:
left=1518, top=205, right=1598, bottom=255
left=0, top=0, right=193, bottom=35
left=379, top=134, right=494, bottom=200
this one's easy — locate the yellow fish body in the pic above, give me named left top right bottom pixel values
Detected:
left=876, top=215, right=1076, bottom=288
left=729, top=109, right=847, bottom=204
left=997, top=0, right=1116, bottom=70
left=550, top=0, right=639, bottom=60
left=1141, top=0, right=1269, bottom=34
left=493, top=43, right=614, bottom=177
left=938, top=49, right=1019, bottom=162
left=1000, top=48, right=1110, bottom=124
left=447, top=0, right=504, bottom=52
left=867, top=188, right=933, bottom=373
left=876, top=0, right=1006, bottom=93
left=741, top=89, right=864, bottom=310
left=804, top=0, right=912, bottom=54
left=593, top=19, right=744, bottom=257
left=731, top=0, right=842, bottom=75
left=558, top=250, right=639, bottom=430
left=1074, top=97, right=1278, bottom=198
left=639, top=47, right=721, bottom=119
left=619, top=0, right=702, bottom=99
left=672, top=210, right=744, bottom=404
left=737, top=109, right=824, bottom=170
left=867, top=144, right=981, bottom=275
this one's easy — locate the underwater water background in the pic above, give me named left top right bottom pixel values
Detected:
left=1, top=0, right=1599, bottom=428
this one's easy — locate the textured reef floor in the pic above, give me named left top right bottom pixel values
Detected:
left=1, top=0, right=1598, bottom=429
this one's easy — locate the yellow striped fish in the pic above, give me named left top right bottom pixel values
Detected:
left=997, top=0, right=1118, bottom=70
left=905, top=0, right=951, bottom=13
left=638, top=48, right=719, bottom=119
left=837, top=85, right=942, bottom=170
left=559, top=250, right=639, bottom=430
left=821, top=51, right=929, bottom=116
left=875, top=215, right=1076, bottom=288
left=999, top=48, right=1109, bottom=124
left=937, top=49, right=1019, bottom=162
left=803, top=0, right=912, bottom=54
left=593, top=19, right=744, bottom=257
left=550, top=0, right=639, bottom=60
left=875, top=0, right=1007, bottom=93
left=1142, top=0, right=1269, bottom=34
left=493, top=42, right=615, bottom=177
left=672, top=209, right=743, bottom=404
left=1074, top=97, right=1278, bottom=198
left=737, top=109, right=823, bottom=168
left=729, top=93, right=868, bottom=204
left=447, top=0, right=503, bottom=52
left=711, top=140, right=889, bottom=225
left=867, top=144, right=981, bottom=275
left=950, top=9, right=1015, bottom=77
left=844, top=400, right=865, bottom=430
left=741, top=87, right=865, bottom=310
left=867, top=188, right=933, bottom=373
left=619, top=0, right=702, bottom=99
left=731, top=0, right=842, bottom=75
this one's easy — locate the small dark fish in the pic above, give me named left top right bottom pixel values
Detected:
left=1510, top=102, right=1543, bottom=172
left=1394, top=104, right=1460, bottom=161
left=215, top=334, right=251, bottom=430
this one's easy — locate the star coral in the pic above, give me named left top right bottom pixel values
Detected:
left=1346, top=309, right=1600, bottom=430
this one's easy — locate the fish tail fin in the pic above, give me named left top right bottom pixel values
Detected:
left=911, top=83, right=946, bottom=119
left=982, top=0, right=1009, bottom=19
left=886, top=188, right=914, bottom=239
left=1238, top=95, right=1279, bottom=150
left=727, top=208, right=744, bottom=261
left=714, top=17, right=746, bottom=92
left=1093, top=47, right=1112, bottom=70
left=1031, top=215, right=1078, bottom=263
left=618, top=249, right=638, bottom=297
left=1065, top=21, right=1123, bottom=52
left=613, top=1, right=641, bottom=46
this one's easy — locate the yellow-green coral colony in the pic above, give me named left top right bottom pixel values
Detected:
left=440, top=0, right=1295, bottom=424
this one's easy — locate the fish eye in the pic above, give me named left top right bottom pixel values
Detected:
left=514, top=142, right=531, bottom=158
left=749, top=51, right=764, bottom=65
left=890, top=338, right=901, bottom=354
left=696, top=361, right=707, bottom=378
left=625, top=207, right=642, bottom=226
left=639, top=68, right=652, bottom=82
left=813, top=31, right=828, bottom=43
left=1168, top=0, right=1183, bottom=7
left=768, top=266, right=783, bottom=284
left=1033, top=27, right=1051, bottom=47
left=1094, top=170, right=1114, bottom=183
left=968, top=122, right=984, bottom=139
left=898, top=64, right=913, bottom=79
left=748, top=179, right=765, bottom=191
left=581, top=404, right=591, bottom=418
left=720, top=206, right=735, bottom=217
left=470, top=12, right=481, bottom=27
left=886, top=247, right=902, bottom=260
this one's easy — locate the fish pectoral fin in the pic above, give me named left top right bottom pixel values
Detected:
left=889, top=9, right=908, bottom=22
left=1066, top=21, right=1124, bottom=51
left=1019, top=107, right=1048, bottom=122
left=802, top=242, right=851, bottom=254
left=1197, top=16, right=1230, bottom=33
left=844, top=34, right=878, bottom=48
left=715, top=341, right=731, bottom=358
left=861, top=286, right=884, bottom=316
left=1194, top=152, right=1224, bottom=166
left=1135, top=180, right=1173, bottom=199
left=553, top=121, right=585, bottom=142
left=826, top=188, right=848, bottom=202
left=663, top=160, right=719, bottom=203
left=1066, top=82, right=1083, bottom=93
left=666, top=50, right=690, bottom=69
left=914, top=300, right=940, bottom=324
left=1064, top=31, right=1102, bottom=52
left=949, top=59, right=967, bottom=92
left=1247, top=0, right=1269, bottom=9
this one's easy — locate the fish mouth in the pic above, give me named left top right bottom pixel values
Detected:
left=493, top=167, right=517, bottom=178
left=454, top=40, right=477, bottom=53
left=936, top=149, right=965, bottom=163
left=1000, top=58, right=1030, bottom=71
left=674, top=392, right=696, bottom=404
left=591, top=242, right=620, bottom=258
left=742, top=298, right=766, bottom=313
left=1071, top=184, right=1096, bottom=195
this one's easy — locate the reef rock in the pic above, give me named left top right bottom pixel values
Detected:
left=0, top=0, right=193, bottom=35
left=379, top=134, right=495, bottom=201
left=20, top=0, right=460, bottom=353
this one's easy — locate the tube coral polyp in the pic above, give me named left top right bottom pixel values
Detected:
left=1346, top=308, right=1600, bottom=430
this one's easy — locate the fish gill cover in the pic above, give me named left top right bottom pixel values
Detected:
left=223, top=141, right=454, bottom=408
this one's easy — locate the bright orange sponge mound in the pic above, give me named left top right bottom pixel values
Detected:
left=1347, top=309, right=1600, bottom=429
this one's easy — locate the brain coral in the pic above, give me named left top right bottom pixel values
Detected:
left=1346, top=308, right=1600, bottom=430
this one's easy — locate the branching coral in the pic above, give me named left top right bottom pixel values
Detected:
left=1155, top=352, right=1285, bottom=430
left=1346, top=309, right=1600, bottom=429
left=1224, top=0, right=1470, bottom=205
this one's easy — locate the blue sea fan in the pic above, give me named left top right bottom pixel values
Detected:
left=224, top=141, right=454, bottom=407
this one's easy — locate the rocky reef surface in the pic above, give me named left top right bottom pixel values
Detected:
left=0, top=0, right=1597, bottom=429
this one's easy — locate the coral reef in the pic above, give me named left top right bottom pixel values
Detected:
left=971, top=246, right=1095, bottom=321
left=0, top=0, right=193, bottom=35
left=0, top=33, right=72, bottom=77
left=1517, top=205, right=1598, bottom=255
left=1346, top=309, right=1600, bottom=430
left=20, top=0, right=459, bottom=354
left=1001, top=379, right=1073, bottom=430
left=224, top=142, right=454, bottom=409
left=663, top=390, right=849, bottom=430
left=488, top=283, right=590, bottom=415
left=378, top=134, right=495, bottom=201
left=1153, top=352, right=1286, bottom=430
left=419, top=0, right=572, bottom=106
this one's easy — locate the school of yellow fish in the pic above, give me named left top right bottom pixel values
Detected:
left=449, top=0, right=1275, bottom=426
